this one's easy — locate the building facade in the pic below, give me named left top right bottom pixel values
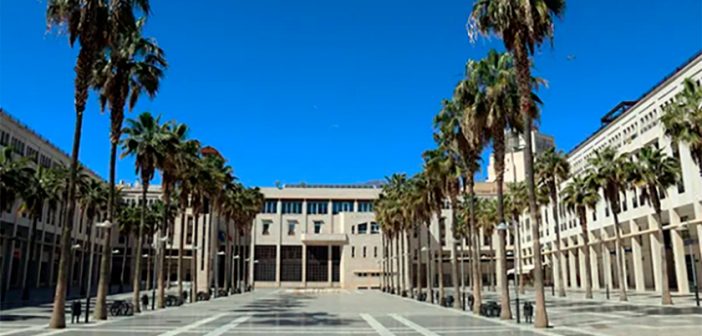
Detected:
left=518, top=52, right=702, bottom=295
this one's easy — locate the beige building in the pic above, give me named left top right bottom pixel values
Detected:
left=518, top=52, right=702, bottom=295
left=487, top=130, right=555, bottom=184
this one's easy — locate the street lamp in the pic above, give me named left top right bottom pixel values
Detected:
left=496, top=222, right=519, bottom=323
left=676, top=223, right=700, bottom=307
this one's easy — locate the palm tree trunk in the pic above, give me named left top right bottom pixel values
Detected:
left=450, top=239, right=461, bottom=309
left=225, top=217, right=231, bottom=293
left=468, top=182, right=482, bottom=314
left=208, top=210, right=216, bottom=297
left=190, top=210, right=199, bottom=302
left=415, top=231, right=422, bottom=298
left=397, top=231, right=407, bottom=296
left=20, top=216, right=39, bottom=301
left=552, top=192, right=566, bottom=297
left=177, top=207, right=186, bottom=302
left=380, top=234, right=386, bottom=290
left=95, top=138, right=118, bottom=320
left=157, top=184, right=172, bottom=309
left=49, top=50, right=90, bottom=327
left=132, top=183, right=149, bottom=312
left=514, top=38, right=548, bottom=328
left=120, top=235, right=129, bottom=292
left=404, top=230, right=414, bottom=298
left=578, top=208, right=593, bottom=299
left=651, top=190, right=673, bottom=305
left=438, top=247, right=444, bottom=304
left=425, top=225, right=433, bottom=303
left=489, top=238, right=495, bottom=291
left=514, top=214, right=526, bottom=295
left=610, top=200, right=627, bottom=301
left=493, top=135, right=512, bottom=319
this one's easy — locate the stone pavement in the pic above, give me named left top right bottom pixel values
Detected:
left=0, top=287, right=700, bottom=336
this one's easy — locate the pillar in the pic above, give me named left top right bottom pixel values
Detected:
left=649, top=215, right=663, bottom=292
left=695, top=202, right=702, bottom=273
left=589, top=236, right=600, bottom=290
left=670, top=211, right=690, bottom=294
left=327, top=245, right=333, bottom=287
left=561, top=244, right=569, bottom=288
left=275, top=244, right=281, bottom=287
left=248, top=220, right=255, bottom=287
left=631, top=221, right=646, bottom=292
left=551, top=252, right=560, bottom=290
left=578, top=235, right=588, bottom=290
left=603, top=242, right=613, bottom=291
left=302, top=244, right=307, bottom=287
left=568, top=244, right=578, bottom=288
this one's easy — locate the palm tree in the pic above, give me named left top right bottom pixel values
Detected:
left=116, top=203, right=139, bottom=294
left=661, top=78, right=702, bottom=180
left=78, top=178, right=108, bottom=319
left=19, top=167, right=60, bottom=300
left=93, top=14, right=166, bottom=318
left=589, top=147, right=632, bottom=301
left=46, top=0, right=110, bottom=327
left=0, top=148, right=32, bottom=297
left=121, top=112, right=168, bottom=312
left=505, top=182, right=528, bottom=294
left=469, top=0, right=566, bottom=327
left=476, top=198, right=497, bottom=292
left=173, top=138, right=200, bottom=302
left=561, top=173, right=599, bottom=299
left=535, top=148, right=570, bottom=297
left=629, top=145, right=681, bottom=304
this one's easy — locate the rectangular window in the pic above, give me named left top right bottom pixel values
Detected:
left=262, top=200, right=277, bottom=214
left=186, top=216, right=193, bottom=244
left=363, top=246, right=367, bottom=258
left=282, top=200, right=302, bottom=214
left=374, top=246, right=378, bottom=258
left=370, top=222, right=380, bottom=234
left=307, top=201, right=329, bottom=214
left=0, top=130, right=9, bottom=146
left=332, top=200, right=354, bottom=214
left=262, top=220, right=271, bottom=235
left=357, top=201, right=374, bottom=212
left=357, top=223, right=368, bottom=234
left=287, top=220, right=296, bottom=235
left=313, top=220, right=323, bottom=234
left=351, top=246, right=355, bottom=258
left=25, top=147, right=38, bottom=163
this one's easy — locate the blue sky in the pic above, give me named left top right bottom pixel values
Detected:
left=1, top=0, right=701, bottom=187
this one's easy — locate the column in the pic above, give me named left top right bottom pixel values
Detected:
left=631, top=221, right=646, bottom=292
left=670, top=211, right=690, bottom=294
left=248, top=219, right=255, bottom=287
left=568, top=245, right=578, bottom=289
left=551, top=252, right=561, bottom=290
left=302, top=244, right=307, bottom=288
left=578, top=235, right=588, bottom=290
left=603, top=242, right=613, bottom=291
left=649, top=215, right=663, bottom=292
left=589, top=235, right=600, bottom=289
left=561, top=244, right=569, bottom=288
left=695, top=202, right=702, bottom=272
left=275, top=244, right=281, bottom=287
left=327, top=245, right=333, bottom=287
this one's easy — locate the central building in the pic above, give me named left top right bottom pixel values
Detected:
left=250, top=183, right=382, bottom=289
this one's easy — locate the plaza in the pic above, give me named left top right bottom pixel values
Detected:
left=1, top=287, right=701, bottom=336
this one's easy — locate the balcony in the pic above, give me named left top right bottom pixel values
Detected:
left=300, top=233, right=348, bottom=245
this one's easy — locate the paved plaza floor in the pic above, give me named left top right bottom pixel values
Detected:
left=0, top=288, right=700, bottom=336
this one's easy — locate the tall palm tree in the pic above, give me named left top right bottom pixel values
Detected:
left=78, top=178, right=108, bottom=320
left=19, top=167, right=60, bottom=300
left=121, top=112, right=168, bottom=312
left=629, top=145, right=681, bottom=304
left=561, top=173, right=599, bottom=299
left=469, top=0, right=566, bottom=327
left=505, top=182, right=528, bottom=294
left=661, top=78, right=702, bottom=180
left=93, top=14, right=166, bottom=318
left=46, top=0, right=110, bottom=327
left=535, top=148, right=570, bottom=297
left=173, top=139, right=200, bottom=302
left=476, top=198, right=498, bottom=292
left=589, top=147, right=632, bottom=301
left=117, top=203, right=139, bottom=294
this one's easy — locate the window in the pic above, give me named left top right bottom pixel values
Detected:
left=282, top=200, right=302, bottom=214
left=357, top=201, right=374, bottom=212
left=370, top=222, right=380, bottom=234
left=25, top=147, right=38, bottom=163
left=592, top=208, right=597, bottom=221
left=351, top=246, right=355, bottom=258
left=351, top=225, right=355, bottom=234
left=287, top=220, right=297, bottom=235
left=39, top=154, right=52, bottom=168
left=262, top=200, right=277, bottom=214
left=439, top=218, right=446, bottom=247
left=10, top=137, right=25, bottom=155
left=363, top=246, right=367, bottom=258
left=186, top=216, right=194, bottom=244
left=313, top=220, right=323, bottom=234
left=307, top=201, right=328, bottom=214
left=357, top=222, right=368, bottom=234
left=332, top=200, right=354, bottom=214
left=0, top=130, right=9, bottom=146
left=262, top=220, right=271, bottom=235
left=374, top=246, right=378, bottom=258
left=672, top=143, right=685, bottom=193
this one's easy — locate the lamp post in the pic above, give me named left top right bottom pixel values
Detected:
left=676, top=224, right=700, bottom=307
